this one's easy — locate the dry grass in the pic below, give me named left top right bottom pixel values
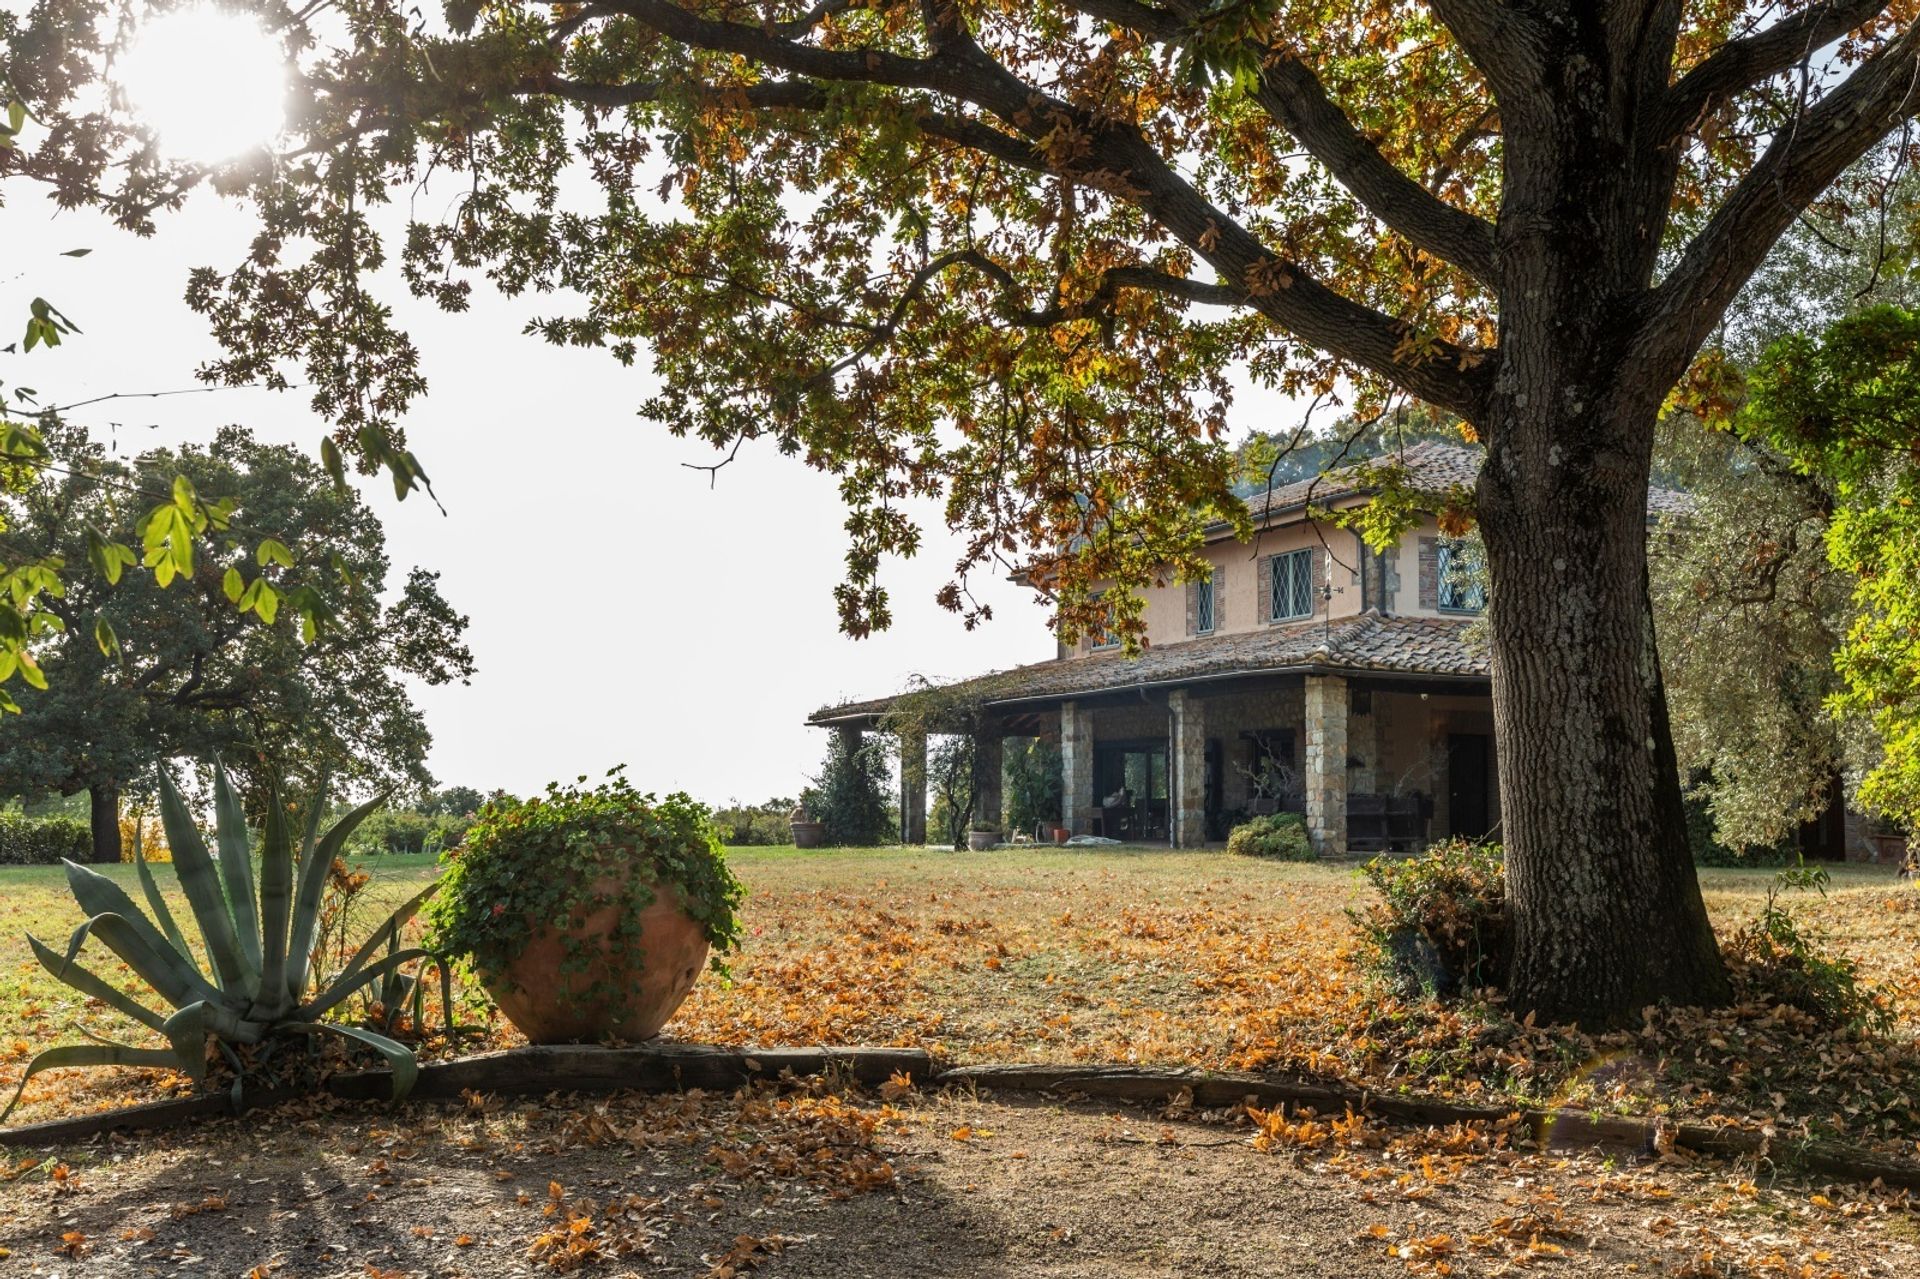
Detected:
left=3, top=849, right=1918, bottom=1154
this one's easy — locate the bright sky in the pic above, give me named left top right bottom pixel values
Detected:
left=4, top=5, right=1301, bottom=805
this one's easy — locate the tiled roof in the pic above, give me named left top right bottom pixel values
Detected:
left=809, top=614, right=1487, bottom=725
left=1231, top=441, right=1690, bottom=530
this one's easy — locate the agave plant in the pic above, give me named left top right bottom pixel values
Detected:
left=2, top=762, right=441, bottom=1121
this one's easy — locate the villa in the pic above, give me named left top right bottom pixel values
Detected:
left=807, top=443, right=1865, bottom=859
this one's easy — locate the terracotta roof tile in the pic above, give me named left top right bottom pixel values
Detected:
left=1232, top=441, right=1688, bottom=529
left=809, top=614, right=1488, bottom=724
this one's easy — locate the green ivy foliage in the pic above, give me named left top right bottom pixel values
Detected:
left=424, top=773, right=745, bottom=1006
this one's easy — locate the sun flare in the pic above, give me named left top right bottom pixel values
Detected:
left=116, top=6, right=286, bottom=162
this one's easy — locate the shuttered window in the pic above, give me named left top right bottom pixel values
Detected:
left=1269, top=548, right=1314, bottom=621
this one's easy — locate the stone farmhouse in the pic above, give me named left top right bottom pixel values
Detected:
left=808, top=442, right=1866, bottom=859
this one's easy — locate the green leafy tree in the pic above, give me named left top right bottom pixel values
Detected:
left=0, top=425, right=474, bottom=861
left=1735, top=306, right=1920, bottom=829
left=421, top=785, right=486, bottom=818
left=804, top=731, right=894, bottom=847
left=1650, top=416, right=1858, bottom=851
left=19, top=1, right=1920, bottom=1021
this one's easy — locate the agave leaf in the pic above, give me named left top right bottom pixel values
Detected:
left=276, top=1021, right=419, bottom=1101
left=133, top=842, right=191, bottom=960
left=285, top=790, right=387, bottom=1002
left=1, top=1043, right=192, bottom=1123
left=26, top=933, right=168, bottom=1034
left=160, top=1002, right=212, bottom=1085
left=61, top=865, right=231, bottom=1010
left=253, top=781, right=296, bottom=1021
left=212, top=762, right=262, bottom=976
left=302, top=946, right=436, bottom=1021
left=157, top=769, right=255, bottom=994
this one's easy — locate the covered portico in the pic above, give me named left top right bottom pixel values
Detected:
left=810, top=612, right=1497, bottom=855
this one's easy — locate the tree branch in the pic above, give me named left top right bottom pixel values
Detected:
left=1647, top=20, right=1920, bottom=368
left=565, top=1, right=1491, bottom=414
left=1060, top=0, right=1498, bottom=281
left=1660, top=1, right=1893, bottom=143
left=1249, top=52, right=1498, bottom=283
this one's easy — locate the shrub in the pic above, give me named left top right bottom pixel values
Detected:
left=0, top=810, right=92, bottom=865
left=1354, top=838, right=1509, bottom=997
left=425, top=772, right=745, bottom=1000
left=1724, top=863, right=1891, bottom=1031
left=1226, top=812, right=1313, bottom=860
left=805, top=732, right=893, bottom=847
left=348, top=809, right=473, bottom=857
left=711, top=799, right=796, bottom=846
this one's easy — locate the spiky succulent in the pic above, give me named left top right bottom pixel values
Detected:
left=2, top=761, right=440, bottom=1121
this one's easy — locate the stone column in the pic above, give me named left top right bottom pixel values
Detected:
left=898, top=727, right=927, bottom=845
left=1169, top=690, right=1208, bottom=848
left=972, top=727, right=1005, bottom=834
left=1061, top=701, right=1094, bottom=834
left=1303, top=674, right=1348, bottom=857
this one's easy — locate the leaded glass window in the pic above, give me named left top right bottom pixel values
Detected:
left=1437, top=540, right=1488, bottom=613
left=1269, top=548, right=1313, bottom=621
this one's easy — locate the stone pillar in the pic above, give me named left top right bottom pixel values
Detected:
left=972, top=728, right=1005, bottom=834
left=1303, top=674, right=1348, bottom=857
left=898, top=727, right=927, bottom=845
left=1061, top=701, right=1094, bottom=834
left=1169, top=690, right=1208, bottom=848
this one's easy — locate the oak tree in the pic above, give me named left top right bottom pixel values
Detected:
left=9, top=1, right=1920, bottom=1021
left=0, top=424, right=474, bottom=861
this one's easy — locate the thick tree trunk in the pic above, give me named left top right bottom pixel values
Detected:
left=1480, top=421, right=1729, bottom=1026
left=87, top=782, right=122, bottom=865
left=1469, top=13, right=1730, bottom=1028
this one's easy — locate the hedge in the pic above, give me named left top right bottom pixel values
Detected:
left=0, top=811, right=94, bottom=866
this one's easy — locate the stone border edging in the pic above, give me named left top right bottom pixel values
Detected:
left=5, top=1049, right=1918, bottom=1191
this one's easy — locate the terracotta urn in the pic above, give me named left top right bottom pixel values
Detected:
left=967, top=829, right=999, bottom=851
left=1051, top=825, right=1071, bottom=845
left=483, top=874, right=709, bottom=1044
left=790, top=820, right=825, bottom=848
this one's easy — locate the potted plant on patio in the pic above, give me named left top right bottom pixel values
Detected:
left=426, top=772, right=743, bottom=1045
left=967, top=823, right=1001, bottom=851
left=788, top=802, right=825, bottom=849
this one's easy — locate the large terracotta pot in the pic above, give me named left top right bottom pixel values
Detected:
left=1051, top=826, right=1070, bottom=845
left=967, top=829, right=999, bottom=851
left=790, top=820, right=825, bottom=848
left=483, top=874, right=709, bottom=1044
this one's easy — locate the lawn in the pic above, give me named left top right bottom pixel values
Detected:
left=3, top=848, right=1919, bottom=1276
left=3, top=847, right=1918, bottom=1145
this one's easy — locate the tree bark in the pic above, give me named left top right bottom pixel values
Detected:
left=87, top=782, right=122, bottom=865
left=1471, top=11, right=1731, bottom=1027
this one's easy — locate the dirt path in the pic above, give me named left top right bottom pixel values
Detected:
left=3, top=1086, right=1917, bottom=1278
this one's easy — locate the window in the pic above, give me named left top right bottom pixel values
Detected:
left=1268, top=548, right=1313, bottom=621
left=1090, top=593, right=1120, bottom=649
left=1195, top=578, right=1215, bottom=634
left=1437, top=539, right=1488, bottom=613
